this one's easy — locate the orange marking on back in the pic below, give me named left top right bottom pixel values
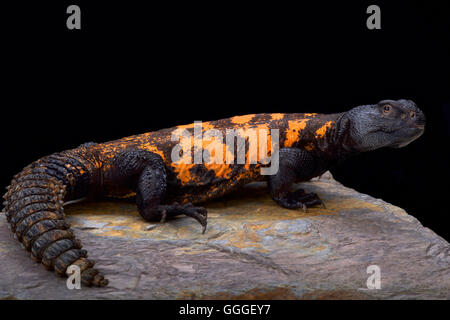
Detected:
left=232, top=126, right=270, bottom=169
left=230, top=114, right=255, bottom=125
left=202, top=136, right=229, bottom=164
left=140, top=143, right=166, bottom=160
left=170, top=131, right=196, bottom=183
left=201, top=122, right=215, bottom=131
left=171, top=162, right=232, bottom=185
left=270, top=113, right=284, bottom=121
left=284, top=119, right=309, bottom=147
left=315, top=121, right=334, bottom=138
left=257, top=126, right=273, bottom=162
left=170, top=134, right=234, bottom=184
left=177, top=123, right=195, bottom=130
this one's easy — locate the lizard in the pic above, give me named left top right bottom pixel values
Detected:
left=2, top=99, right=425, bottom=287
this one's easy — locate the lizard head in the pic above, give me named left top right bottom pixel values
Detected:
left=345, top=99, right=425, bottom=152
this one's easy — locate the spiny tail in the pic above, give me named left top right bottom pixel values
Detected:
left=2, top=149, right=108, bottom=287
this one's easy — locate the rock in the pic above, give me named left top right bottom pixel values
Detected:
left=1, top=171, right=449, bottom=299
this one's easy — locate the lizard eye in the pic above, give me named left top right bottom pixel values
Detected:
left=410, top=111, right=416, bottom=118
left=383, top=105, right=391, bottom=114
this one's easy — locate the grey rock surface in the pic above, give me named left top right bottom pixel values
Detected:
left=1, top=171, right=449, bottom=299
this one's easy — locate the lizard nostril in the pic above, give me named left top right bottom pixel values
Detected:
left=415, top=116, right=426, bottom=128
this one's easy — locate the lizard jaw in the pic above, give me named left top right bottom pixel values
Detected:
left=390, top=126, right=425, bottom=148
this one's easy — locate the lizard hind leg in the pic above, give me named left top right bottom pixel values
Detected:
left=112, top=150, right=208, bottom=233
left=136, top=168, right=208, bottom=233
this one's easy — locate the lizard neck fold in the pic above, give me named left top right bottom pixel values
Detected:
left=329, top=112, right=361, bottom=160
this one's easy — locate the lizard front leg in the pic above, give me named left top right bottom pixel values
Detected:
left=109, top=149, right=208, bottom=233
left=268, top=148, right=325, bottom=211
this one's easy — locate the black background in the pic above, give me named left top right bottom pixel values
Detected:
left=2, top=1, right=449, bottom=242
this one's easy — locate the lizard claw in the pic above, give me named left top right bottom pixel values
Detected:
left=275, top=189, right=325, bottom=212
left=302, top=203, right=308, bottom=213
left=158, top=203, right=208, bottom=234
left=160, top=209, right=167, bottom=223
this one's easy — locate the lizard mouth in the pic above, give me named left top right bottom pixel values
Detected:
left=390, top=127, right=424, bottom=148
